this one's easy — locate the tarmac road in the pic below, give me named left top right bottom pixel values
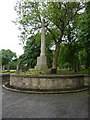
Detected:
left=0, top=78, right=2, bottom=119
left=2, top=88, right=89, bottom=118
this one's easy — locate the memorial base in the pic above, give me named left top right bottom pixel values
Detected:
left=35, top=55, right=48, bottom=70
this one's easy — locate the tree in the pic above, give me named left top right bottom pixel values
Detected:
left=78, top=2, right=90, bottom=69
left=0, top=49, right=17, bottom=70
left=15, top=1, right=83, bottom=73
left=58, top=17, right=81, bottom=72
left=46, top=2, right=83, bottom=72
left=78, top=49, right=87, bottom=69
left=9, top=58, right=19, bottom=70
left=58, top=42, right=80, bottom=72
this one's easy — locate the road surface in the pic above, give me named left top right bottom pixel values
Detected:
left=2, top=87, right=89, bottom=118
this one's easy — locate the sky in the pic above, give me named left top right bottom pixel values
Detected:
left=0, top=0, right=24, bottom=57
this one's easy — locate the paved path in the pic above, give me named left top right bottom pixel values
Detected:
left=2, top=88, right=89, bottom=118
left=0, top=78, right=2, bottom=119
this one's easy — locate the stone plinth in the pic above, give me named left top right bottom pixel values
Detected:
left=35, top=55, right=48, bottom=69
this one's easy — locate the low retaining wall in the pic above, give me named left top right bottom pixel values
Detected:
left=0, top=74, right=10, bottom=84
left=10, top=74, right=90, bottom=90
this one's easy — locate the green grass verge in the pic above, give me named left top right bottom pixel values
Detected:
left=57, top=68, right=90, bottom=73
left=1, top=70, right=16, bottom=74
left=57, top=69, right=73, bottom=73
left=79, top=68, right=90, bottom=73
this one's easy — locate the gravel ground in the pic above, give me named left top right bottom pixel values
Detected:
left=2, top=87, right=89, bottom=119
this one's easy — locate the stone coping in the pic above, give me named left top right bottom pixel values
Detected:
left=10, top=73, right=90, bottom=78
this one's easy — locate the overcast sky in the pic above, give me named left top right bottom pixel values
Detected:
left=0, top=0, right=24, bottom=57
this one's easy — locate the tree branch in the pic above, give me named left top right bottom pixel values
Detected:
left=46, top=26, right=57, bottom=44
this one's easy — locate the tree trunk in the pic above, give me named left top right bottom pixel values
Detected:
left=52, top=43, right=60, bottom=73
left=17, top=65, right=19, bottom=71
left=2, top=66, right=5, bottom=71
left=0, top=66, right=2, bottom=72
left=7, top=64, right=10, bottom=71
left=74, top=61, right=79, bottom=72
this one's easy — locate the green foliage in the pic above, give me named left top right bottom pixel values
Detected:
left=46, top=48, right=53, bottom=68
left=57, top=2, right=89, bottom=72
left=78, top=49, right=87, bottom=67
left=14, top=1, right=83, bottom=70
left=58, top=43, right=78, bottom=70
left=15, top=1, right=87, bottom=72
left=18, top=69, right=46, bottom=76
left=57, top=68, right=73, bottom=73
left=78, top=2, right=90, bottom=68
left=47, top=2, right=81, bottom=28
left=46, top=2, right=83, bottom=70
left=0, top=49, right=17, bottom=70
left=14, top=1, right=42, bottom=43
left=9, top=58, right=18, bottom=70
left=80, top=68, right=90, bottom=73
left=18, top=37, right=40, bottom=70
left=58, top=41, right=89, bottom=72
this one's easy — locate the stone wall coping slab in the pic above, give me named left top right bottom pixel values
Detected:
left=10, top=74, right=90, bottom=78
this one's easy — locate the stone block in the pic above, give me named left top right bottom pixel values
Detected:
left=35, top=55, right=48, bottom=69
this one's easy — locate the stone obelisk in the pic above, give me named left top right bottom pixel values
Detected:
left=35, top=20, right=48, bottom=69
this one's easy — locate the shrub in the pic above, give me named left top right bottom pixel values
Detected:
left=17, top=69, right=46, bottom=76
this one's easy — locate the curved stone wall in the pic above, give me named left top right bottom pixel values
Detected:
left=10, top=74, right=89, bottom=90
left=0, top=74, right=10, bottom=84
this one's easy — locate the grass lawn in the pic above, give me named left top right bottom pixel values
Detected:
left=1, top=70, right=16, bottom=74
left=57, top=68, right=90, bottom=74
